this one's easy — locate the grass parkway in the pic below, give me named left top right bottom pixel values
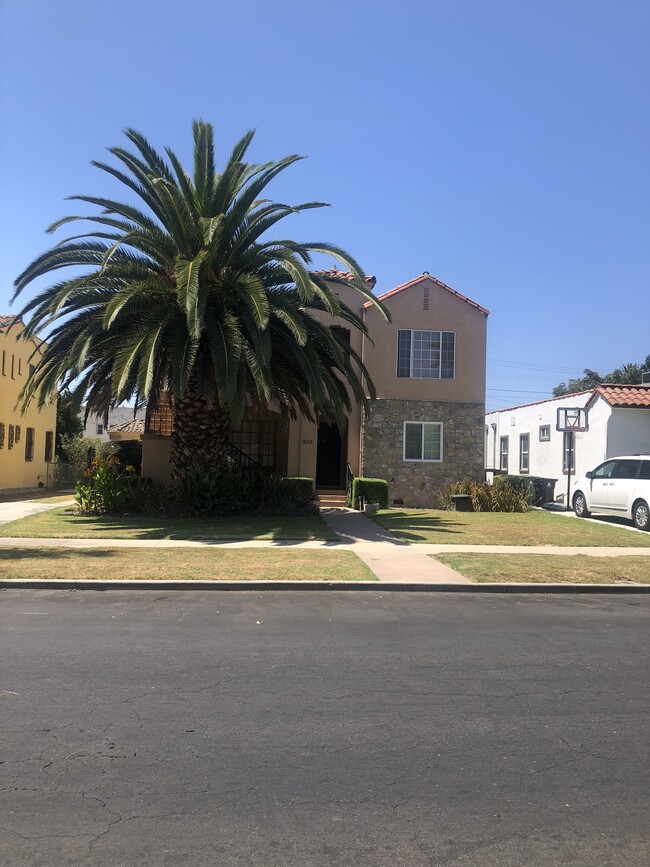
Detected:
left=1, top=492, right=650, bottom=588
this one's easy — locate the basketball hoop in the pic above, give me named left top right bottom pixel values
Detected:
left=556, top=407, right=588, bottom=511
left=556, top=407, right=588, bottom=432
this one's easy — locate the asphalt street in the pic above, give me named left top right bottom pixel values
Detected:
left=1, top=590, right=648, bottom=866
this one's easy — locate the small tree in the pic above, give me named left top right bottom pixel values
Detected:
left=59, top=434, right=117, bottom=478
left=55, top=389, right=84, bottom=459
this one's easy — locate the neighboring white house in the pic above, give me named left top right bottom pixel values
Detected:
left=485, top=384, right=650, bottom=503
left=81, top=406, right=146, bottom=441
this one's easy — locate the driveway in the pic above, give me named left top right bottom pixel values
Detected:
left=1, top=591, right=648, bottom=866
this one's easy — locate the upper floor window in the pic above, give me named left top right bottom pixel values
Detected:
left=397, top=330, right=455, bottom=379
left=8, top=424, right=14, bottom=449
left=539, top=425, right=550, bottom=441
left=0, top=423, right=4, bottom=448
left=96, top=423, right=104, bottom=436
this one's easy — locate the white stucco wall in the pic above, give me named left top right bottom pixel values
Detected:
left=485, top=393, right=605, bottom=500
left=486, top=393, right=650, bottom=502
left=606, top=405, right=650, bottom=457
left=81, top=407, right=145, bottom=441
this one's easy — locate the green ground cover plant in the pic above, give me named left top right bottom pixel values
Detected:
left=0, top=508, right=337, bottom=542
left=0, top=548, right=375, bottom=582
left=434, top=553, right=650, bottom=584
left=369, top=509, right=650, bottom=547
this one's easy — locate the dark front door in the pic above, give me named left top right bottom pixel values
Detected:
left=316, top=422, right=343, bottom=487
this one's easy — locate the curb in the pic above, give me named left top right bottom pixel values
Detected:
left=1, top=580, right=648, bottom=593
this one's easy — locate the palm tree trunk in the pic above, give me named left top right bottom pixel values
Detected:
left=170, top=378, right=231, bottom=478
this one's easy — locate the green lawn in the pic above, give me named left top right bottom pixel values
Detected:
left=0, top=547, right=375, bottom=582
left=0, top=507, right=338, bottom=542
left=369, top=508, right=650, bottom=547
left=435, top=553, right=650, bottom=585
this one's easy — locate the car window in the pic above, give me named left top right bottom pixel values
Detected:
left=593, top=461, right=616, bottom=478
left=611, top=459, right=641, bottom=480
left=639, top=461, right=650, bottom=480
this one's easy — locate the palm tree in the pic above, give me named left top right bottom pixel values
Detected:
left=12, top=122, right=387, bottom=477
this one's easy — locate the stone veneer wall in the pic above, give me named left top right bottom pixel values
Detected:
left=362, top=399, right=485, bottom=507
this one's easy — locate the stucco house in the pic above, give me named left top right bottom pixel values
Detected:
left=81, top=406, right=146, bottom=441
left=0, top=316, right=57, bottom=490
left=485, top=383, right=650, bottom=503
left=142, top=271, right=489, bottom=507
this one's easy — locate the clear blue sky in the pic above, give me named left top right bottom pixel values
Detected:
left=1, top=0, right=648, bottom=410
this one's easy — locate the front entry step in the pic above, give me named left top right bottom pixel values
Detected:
left=316, top=488, right=347, bottom=508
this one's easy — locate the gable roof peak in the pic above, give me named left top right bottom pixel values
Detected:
left=363, top=273, right=489, bottom=316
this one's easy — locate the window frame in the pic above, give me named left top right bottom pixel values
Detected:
left=396, top=329, right=456, bottom=380
left=539, top=425, right=550, bottom=442
left=25, top=427, right=35, bottom=462
left=402, top=421, right=443, bottom=462
left=519, top=433, right=530, bottom=473
left=499, top=436, right=509, bottom=472
left=562, top=431, right=575, bottom=473
left=44, top=431, right=54, bottom=463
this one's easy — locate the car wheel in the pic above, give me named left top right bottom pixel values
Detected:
left=573, top=492, right=590, bottom=518
left=632, top=500, right=649, bottom=531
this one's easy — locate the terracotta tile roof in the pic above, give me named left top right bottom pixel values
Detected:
left=591, top=384, right=650, bottom=408
left=108, top=418, right=145, bottom=434
left=486, top=389, right=595, bottom=415
left=0, top=315, right=19, bottom=330
left=362, top=273, right=490, bottom=316
left=311, top=268, right=377, bottom=287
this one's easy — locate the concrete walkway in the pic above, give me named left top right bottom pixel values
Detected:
left=0, top=498, right=75, bottom=525
left=318, top=507, right=471, bottom=583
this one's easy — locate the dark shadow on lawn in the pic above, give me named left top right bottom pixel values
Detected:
left=0, top=548, right=118, bottom=561
left=368, top=510, right=465, bottom=542
left=53, top=512, right=336, bottom=542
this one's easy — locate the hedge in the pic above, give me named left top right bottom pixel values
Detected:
left=350, top=477, right=389, bottom=509
left=279, top=477, right=314, bottom=501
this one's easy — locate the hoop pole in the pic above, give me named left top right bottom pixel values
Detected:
left=566, top=430, right=573, bottom=511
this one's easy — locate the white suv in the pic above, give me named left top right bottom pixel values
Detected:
left=572, top=455, right=650, bottom=531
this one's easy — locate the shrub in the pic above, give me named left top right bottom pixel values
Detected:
left=252, top=475, right=316, bottom=516
left=440, top=478, right=530, bottom=513
left=75, top=455, right=138, bottom=515
left=114, top=439, right=143, bottom=473
left=171, top=462, right=256, bottom=518
left=279, top=477, right=313, bottom=501
left=349, top=477, right=389, bottom=510
left=60, top=434, right=117, bottom=479
left=494, top=474, right=535, bottom=504
left=170, top=468, right=316, bottom=518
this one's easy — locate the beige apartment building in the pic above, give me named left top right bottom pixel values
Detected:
left=0, top=316, right=57, bottom=490
left=142, top=271, right=489, bottom=506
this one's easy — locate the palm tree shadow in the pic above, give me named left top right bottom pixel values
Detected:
left=369, top=510, right=465, bottom=542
